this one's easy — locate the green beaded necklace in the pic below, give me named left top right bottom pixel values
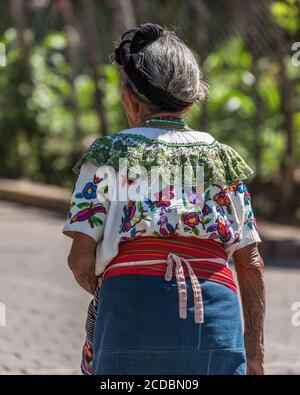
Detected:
left=139, top=115, right=189, bottom=130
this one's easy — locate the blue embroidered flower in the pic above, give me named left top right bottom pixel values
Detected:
left=82, top=182, right=97, bottom=199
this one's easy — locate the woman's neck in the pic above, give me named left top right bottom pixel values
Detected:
left=141, top=112, right=183, bottom=122
left=137, top=113, right=193, bottom=131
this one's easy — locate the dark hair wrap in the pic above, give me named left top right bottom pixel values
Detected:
left=114, top=23, right=193, bottom=112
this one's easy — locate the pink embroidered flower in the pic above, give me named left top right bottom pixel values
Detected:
left=155, top=185, right=175, bottom=208
left=183, top=212, right=200, bottom=228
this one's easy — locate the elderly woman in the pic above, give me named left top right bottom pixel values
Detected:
left=63, top=23, right=265, bottom=375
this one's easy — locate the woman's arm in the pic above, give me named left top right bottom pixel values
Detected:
left=62, top=162, right=110, bottom=294
left=233, top=243, right=266, bottom=375
left=67, top=232, right=98, bottom=295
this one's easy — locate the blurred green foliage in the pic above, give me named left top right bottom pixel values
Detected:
left=0, top=29, right=125, bottom=187
left=0, top=0, right=299, bottom=204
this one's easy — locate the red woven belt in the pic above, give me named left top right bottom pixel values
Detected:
left=102, top=235, right=236, bottom=293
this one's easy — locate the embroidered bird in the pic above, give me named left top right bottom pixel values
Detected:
left=158, top=214, right=175, bottom=235
left=120, top=200, right=137, bottom=232
left=70, top=203, right=107, bottom=223
left=207, top=215, right=233, bottom=243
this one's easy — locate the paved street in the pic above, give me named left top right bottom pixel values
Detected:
left=0, top=201, right=300, bottom=375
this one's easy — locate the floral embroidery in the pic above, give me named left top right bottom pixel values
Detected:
left=154, top=185, right=175, bottom=211
left=75, top=175, right=102, bottom=200
left=229, top=181, right=251, bottom=205
left=83, top=182, right=97, bottom=199
left=65, top=147, right=260, bottom=251
left=143, top=185, right=175, bottom=215
left=228, top=180, right=243, bottom=193
left=183, top=212, right=200, bottom=228
left=212, top=184, right=233, bottom=215
left=182, top=211, right=211, bottom=236
left=70, top=202, right=107, bottom=228
left=182, top=188, right=213, bottom=219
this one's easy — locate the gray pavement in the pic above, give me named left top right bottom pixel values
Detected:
left=0, top=201, right=300, bottom=375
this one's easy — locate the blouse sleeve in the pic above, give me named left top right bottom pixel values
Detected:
left=235, top=181, right=262, bottom=250
left=62, top=162, right=110, bottom=242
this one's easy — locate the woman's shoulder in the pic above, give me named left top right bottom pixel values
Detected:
left=72, top=128, right=254, bottom=188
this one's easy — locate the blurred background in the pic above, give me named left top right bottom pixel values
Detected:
left=0, top=0, right=300, bottom=375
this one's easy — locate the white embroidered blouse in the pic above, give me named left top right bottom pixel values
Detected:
left=62, top=127, right=261, bottom=276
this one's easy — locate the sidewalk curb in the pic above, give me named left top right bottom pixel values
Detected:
left=0, top=178, right=70, bottom=214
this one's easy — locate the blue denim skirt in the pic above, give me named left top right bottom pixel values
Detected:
left=92, top=274, right=246, bottom=375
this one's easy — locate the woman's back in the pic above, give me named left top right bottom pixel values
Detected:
left=64, top=125, right=260, bottom=276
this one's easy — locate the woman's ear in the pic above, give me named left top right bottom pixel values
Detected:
left=123, top=85, right=140, bottom=112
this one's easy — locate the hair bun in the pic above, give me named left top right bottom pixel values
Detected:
left=114, top=23, right=193, bottom=112
left=115, top=23, right=163, bottom=67
left=130, top=23, right=163, bottom=52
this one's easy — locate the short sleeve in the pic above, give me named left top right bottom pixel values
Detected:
left=62, top=162, right=110, bottom=242
left=235, top=182, right=261, bottom=250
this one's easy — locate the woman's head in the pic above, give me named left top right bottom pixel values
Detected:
left=114, top=23, right=209, bottom=127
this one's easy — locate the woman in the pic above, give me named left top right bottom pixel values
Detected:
left=63, top=23, right=265, bottom=375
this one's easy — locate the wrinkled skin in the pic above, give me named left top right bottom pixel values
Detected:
left=233, top=243, right=266, bottom=375
left=67, top=232, right=98, bottom=295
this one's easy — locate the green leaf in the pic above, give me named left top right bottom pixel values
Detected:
left=204, top=190, right=211, bottom=201
left=193, top=227, right=200, bottom=235
left=91, top=216, right=103, bottom=226
left=137, top=201, right=143, bottom=212
left=227, top=205, right=233, bottom=215
left=77, top=202, right=91, bottom=209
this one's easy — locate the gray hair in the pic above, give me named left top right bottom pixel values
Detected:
left=119, top=30, right=209, bottom=114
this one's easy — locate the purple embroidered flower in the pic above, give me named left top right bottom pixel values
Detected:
left=183, top=212, right=200, bottom=228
